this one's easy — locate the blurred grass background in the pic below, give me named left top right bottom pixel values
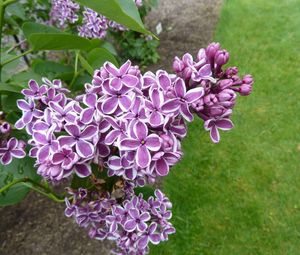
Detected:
left=151, top=0, right=300, bottom=254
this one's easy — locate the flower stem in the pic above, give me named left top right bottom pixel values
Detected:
left=0, top=0, right=5, bottom=82
left=70, top=50, right=80, bottom=88
left=1, top=49, right=33, bottom=67
left=0, top=177, right=66, bottom=203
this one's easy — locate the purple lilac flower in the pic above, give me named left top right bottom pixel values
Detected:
left=66, top=188, right=174, bottom=255
left=78, top=8, right=108, bottom=39
left=162, top=78, right=204, bottom=122
left=0, top=138, right=26, bottom=165
left=13, top=42, right=253, bottom=254
left=50, top=0, right=80, bottom=27
left=120, top=122, right=161, bottom=168
left=59, top=124, right=97, bottom=158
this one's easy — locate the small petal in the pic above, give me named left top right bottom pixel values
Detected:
left=133, top=122, right=148, bottom=140
left=215, top=118, right=234, bottom=130
left=65, top=124, right=81, bottom=137
left=180, top=103, right=194, bottom=122
left=80, top=108, right=94, bottom=124
left=75, top=164, right=92, bottom=178
left=136, top=145, right=150, bottom=168
left=1, top=152, right=12, bottom=165
left=145, top=134, right=161, bottom=151
left=119, top=95, right=132, bottom=112
left=149, top=111, right=164, bottom=127
left=110, top=77, right=122, bottom=90
left=101, top=97, right=118, bottom=114
left=120, top=138, right=139, bottom=150
left=11, top=149, right=26, bottom=158
left=122, top=74, right=139, bottom=87
left=185, top=87, right=204, bottom=103
left=156, top=158, right=169, bottom=176
left=174, top=78, right=186, bottom=98
left=76, top=140, right=94, bottom=158
left=81, top=125, right=98, bottom=139
left=162, top=99, right=180, bottom=113
left=104, top=62, right=120, bottom=76
left=210, top=125, right=220, bottom=143
left=17, top=100, right=31, bottom=111
left=124, top=219, right=136, bottom=232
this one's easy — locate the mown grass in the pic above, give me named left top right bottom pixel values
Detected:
left=151, top=0, right=300, bottom=254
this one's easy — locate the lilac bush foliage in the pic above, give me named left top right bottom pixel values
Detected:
left=11, top=43, right=253, bottom=254
left=50, top=0, right=143, bottom=38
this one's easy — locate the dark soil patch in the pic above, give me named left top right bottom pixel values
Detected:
left=0, top=1, right=222, bottom=254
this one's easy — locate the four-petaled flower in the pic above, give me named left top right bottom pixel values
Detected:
left=104, top=60, right=139, bottom=90
left=15, top=99, right=43, bottom=129
left=162, top=78, right=204, bottom=121
left=120, top=122, right=161, bottom=168
left=59, top=124, right=98, bottom=158
left=124, top=208, right=151, bottom=232
left=0, top=138, right=26, bottom=165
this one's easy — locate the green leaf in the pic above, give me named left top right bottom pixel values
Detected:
left=78, top=54, right=94, bottom=75
left=72, top=73, right=92, bottom=91
left=134, top=186, right=155, bottom=200
left=73, top=0, right=153, bottom=36
left=98, top=41, right=118, bottom=56
left=0, top=157, right=41, bottom=206
left=6, top=3, right=26, bottom=20
left=32, top=60, right=73, bottom=80
left=10, top=70, right=42, bottom=84
left=22, top=22, right=62, bottom=39
left=0, top=82, right=24, bottom=94
left=28, top=33, right=92, bottom=51
left=71, top=174, right=91, bottom=189
left=22, top=22, right=61, bottom=38
left=22, top=22, right=92, bottom=51
left=87, top=48, right=119, bottom=69
left=1, top=52, right=21, bottom=82
left=1, top=92, right=23, bottom=112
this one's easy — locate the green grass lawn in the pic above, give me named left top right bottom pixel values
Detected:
left=151, top=0, right=300, bottom=254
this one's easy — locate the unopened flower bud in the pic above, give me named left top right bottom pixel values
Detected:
left=205, top=42, right=220, bottom=61
left=238, top=75, right=253, bottom=96
left=225, top=66, right=238, bottom=77
left=215, top=50, right=229, bottom=67
left=182, top=53, right=193, bottom=67
left=0, top=122, right=11, bottom=134
left=217, top=89, right=236, bottom=107
left=172, top=57, right=184, bottom=73
left=203, top=94, right=218, bottom=106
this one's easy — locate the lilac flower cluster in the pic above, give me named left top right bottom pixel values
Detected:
left=65, top=187, right=174, bottom=255
left=13, top=42, right=253, bottom=254
left=173, top=42, right=253, bottom=142
left=50, top=0, right=143, bottom=39
left=0, top=122, right=26, bottom=165
left=78, top=8, right=109, bottom=39
left=50, top=0, right=80, bottom=27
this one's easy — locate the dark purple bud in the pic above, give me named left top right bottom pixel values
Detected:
left=217, top=89, right=236, bottom=108
left=225, top=66, right=239, bottom=77
left=239, top=75, right=253, bottom=96
left=203, top=94, right=218, bottom=106
left=0, top=122, right=11, bottom=134
left=160, top=134, right=174, bottom=151
left=205, top=42, right=220, bottom=61
left=128, top=65, right=141, bottom=76
left=215, top=50, right=229, bottom=67
left=182, top=67, right=193, bottom=80
left=218, top=79, right=234, bottom=90
left=172, top=57, right=184, bottom=73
